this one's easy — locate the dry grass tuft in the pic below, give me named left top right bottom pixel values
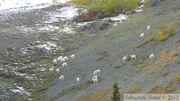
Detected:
left=127, top=86, right=141, bottom=94
left=77, top=88, right=112, bottom=101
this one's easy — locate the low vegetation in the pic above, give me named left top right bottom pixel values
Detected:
left=148, top=81, right=178, bottom=94
left=155, top=25, right=176, bottom=42
left=174, top=75, right=180, bottom=82
left=69, top=0, right=139, bottom=13
left=69, top=0, right=140, bottom=21
left=77, top=88, right=112, bottom=101
left=114, top=63, right=121, bottom=69
left=127, top=86, right=141, bottom=94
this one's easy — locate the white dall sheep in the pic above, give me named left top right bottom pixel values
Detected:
left=62, top=62, right=67, bottom=67
left=92, top=76, right=98, bottom=83
left=61, top=56, right=68, bottom=62
left=71, top=54, right=75, bottom=59
left=122, top=56, right=127, bottom=61
left=61, top=58, right=65, bottom=62
left=49, top=68, right=54, bottom=72
left=147, top=25, right=150, bottom=30
left=59, top=75, right=64, bottom=80
left=149, top=54, right=155, bottom=59
left=53, top=59, right=58, bottom=64
left=140, top=33, right=144, bottom=37
left=93, top=75, right=98, bottom=79
left=57, top=56, right=63, bottom=62
left=93, top=69, right=100, bottom=75
left=76, top=77, right=80, bottom=82
left=130, top=55, right=136, bottom=60
left=64, top=56, right=68, bottom=61
left=55, top=68, right=60, bottom=72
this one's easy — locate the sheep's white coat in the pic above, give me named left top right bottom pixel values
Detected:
left=130, top=55, right=136, bottom=60
left=61, top=56, right=68, bottom=62
left=55, top=68, right=60, bottom=72
left=149, top=54, right=155, bottom=59
left=49, top=68, right=54, bottom=72
left=122, top=56, right=127, bottom=61
left=57, top=56, right=63, bottom=62
left=140, top=33, right=144, bottom=37
left=62, top=62, right=67, bottom=67
left=93, top=69, right=100, bottom=75
left=71, top=54, right=75, bottom=59
left=53, top=59, right=58, bottom=64
left=64, top=56, right=68, bottom=61
left=76, top=77, right=80, bottom=82
left=59, top=75, right=64, bottom=80
left=92, top=76, right=98, bottom=83
left=147, top=25, right=150, bottom=30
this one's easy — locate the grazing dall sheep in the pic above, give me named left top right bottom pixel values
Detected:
left=130, top=55, right=136, bottom=60
left=53, top=59, right=58, bottom=64
left=62, top=62, right=67, bottom=67
left=92, top=76, right=98, bottom=83
left=122, top=56, right=127, bottom=61
left=49, top=68, right=54, bottom=72
left=55, top=68, right=60, bottom=72
left=61, top=56, right=68, bottom=62
left=76, top=77, right=80, bottom=82
left=64, top=56, right=68, bottom=61
left=140, top=33, right=144, bottom=37
left=57, top=56, right=63, bottom=62
left=59, top=75, right=64, bottom=80
left=93, top=69, right=100, bottom=75
left=147, top=25, right=150, bottom=30
left=149, top=54, right=155, bottom=59
left=71, top=54, right=75, bottom=59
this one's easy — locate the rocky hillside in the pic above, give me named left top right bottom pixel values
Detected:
left=45, top=0, right=180, bottom=101
left=0, top=0, right=179, bottom=101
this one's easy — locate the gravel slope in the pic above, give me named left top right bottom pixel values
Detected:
left=0, top=0, right=179, bottom=101
left=44, top=0, right=180, bottom=101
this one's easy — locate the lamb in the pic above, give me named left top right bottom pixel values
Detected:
left=130, top=55, right=136, bottom=60
left=92, top=76, right=98, bottom=83
left=55, top=68, right=60, bottom=72
left=147, top=25, right=150, bottom=30
left=49, top=68, right=54, bottom=72
left=59, top=75, right=64, bottom=80
left=71, top=54, right=75, bottom=59
left=140, top=33, right=144, bottom=37
left=122, top=56, right=127, bottom=61
left=62, top=62, right=67, bottom=67
left=76, top=77, right=80, bottom=82
left=149, top=54, right=155, bottom=59
left=93, top=69, right=100, bottom=75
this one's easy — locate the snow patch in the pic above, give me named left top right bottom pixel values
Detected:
left=10, top=86, right=31, bottom=96
left=102, top=14, right=128, bottom=22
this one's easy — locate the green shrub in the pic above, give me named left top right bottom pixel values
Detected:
left=155, top=25, right=176, bottom=42
left=174, top=75, right=180, bottom=82
left=69, top=0, right=139, bottom=13
left=155, top=30, right=166, bottom=41
left=126, top=55, right=131, bottom=61
left=145, top=36, right=154, bottom=43
left=114, top=63, right=121, bottom=69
